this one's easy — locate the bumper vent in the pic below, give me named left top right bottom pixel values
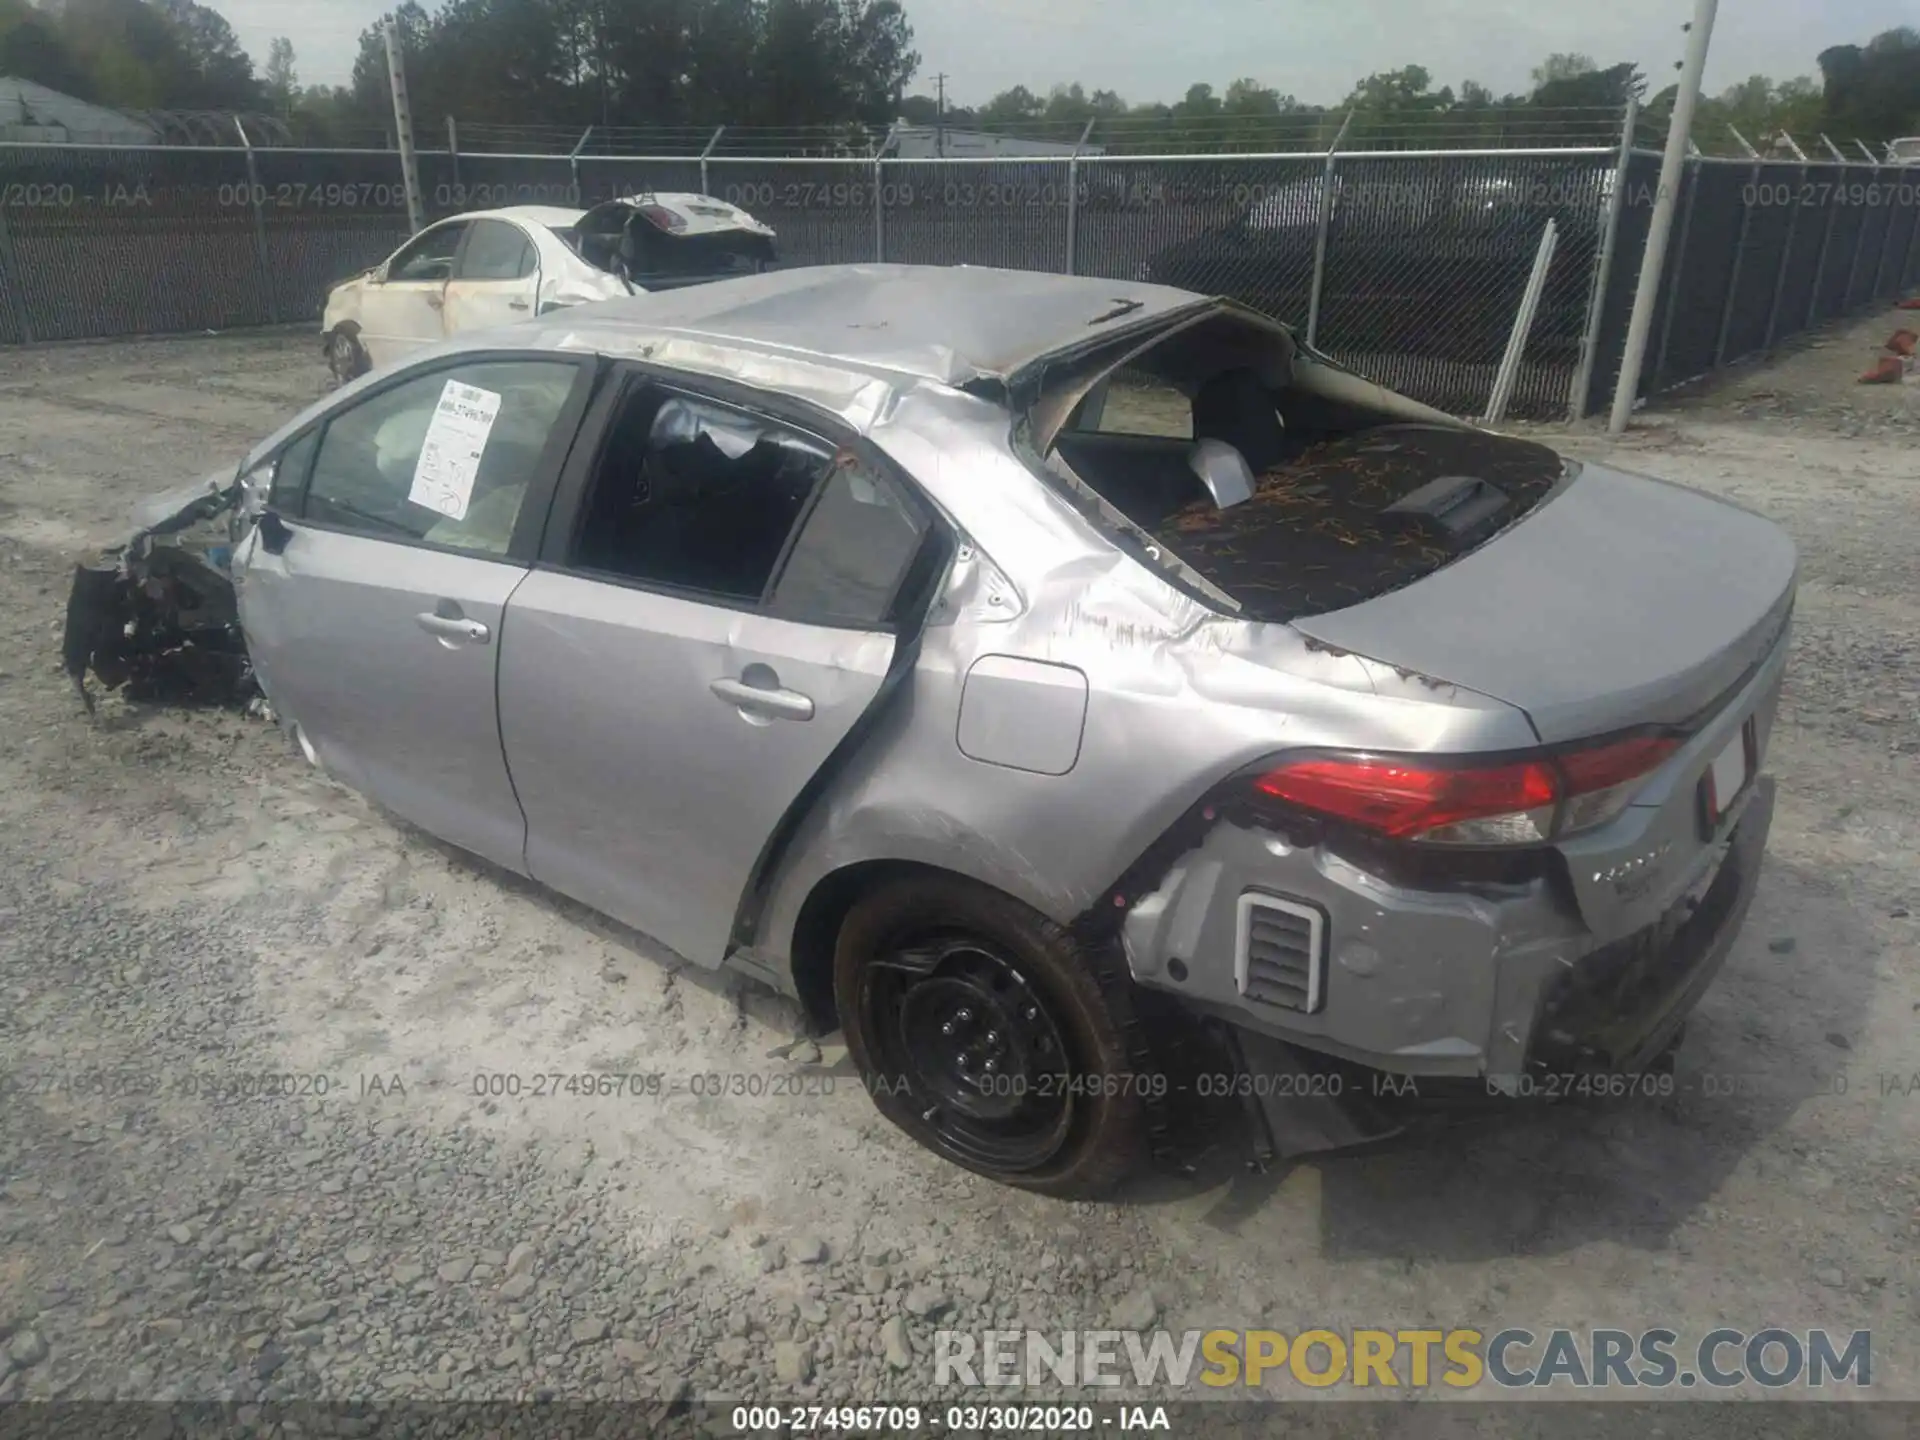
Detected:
left=1234, top=893, right=1326, bottom=1014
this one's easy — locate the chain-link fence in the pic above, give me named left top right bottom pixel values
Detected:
left=6, top=135, right=1920, bottom=420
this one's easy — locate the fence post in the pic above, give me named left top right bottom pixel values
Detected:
left=1904, top=192, right=1920, bottom=289
left=1065, top=118, right=1095, bottom=276
left=569, top=127, right=593, bottom=206
left=0, top=202, right=33, bottom=345
left=1711, top=161, right=1760, bottom=368
left=1805, top=175, right=1841, bottom=330
left=699, top=127, right=725, bottom=196
left=1869, top=165, right=1901, bottom=301
left=1607, top=0, right=1719, bottom=433
left=872, top=123, right=896, bottom=262
left=1305, top=110, right=1352, bottom=348
left=1569, top=96, right=1636, bottom=419
left=1762, top=165, right=1807, bottom=351
left=446, top=115, right=461, bottom=195
left=1650, top=157, right=1700, bottom=391
left=234, top=117, right=279, bottom=325
left=1839, top=162, right=1874, bottom=312
left=1485, top=219, right=1558, bottom=425
left=384, top=20, right=426, bottom=234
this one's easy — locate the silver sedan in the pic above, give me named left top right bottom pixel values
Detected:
left=69, top=264, right=1796, bottom=1196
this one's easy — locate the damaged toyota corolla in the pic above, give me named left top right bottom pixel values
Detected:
left=65, top=265, right=1796, bottom=1196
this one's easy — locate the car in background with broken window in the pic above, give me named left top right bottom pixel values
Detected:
left=69, top=265, right=1795, bottom=1198
left=321, top=192, right=778, bottom=385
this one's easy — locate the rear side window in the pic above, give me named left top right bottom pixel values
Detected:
left=769, top=452, right=926, bottom=626
left=570, top=387, right=831, bottom=602
left=1071, top=366, right=1192, bottom=439
left=458, top=220, right=536, bottom=281
left=299, top=359, right=579, bottom=557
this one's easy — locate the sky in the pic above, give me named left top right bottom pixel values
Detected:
left=217, top=0, right=1920, bottom=105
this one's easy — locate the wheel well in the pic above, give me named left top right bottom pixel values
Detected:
left=789, top=859, right=990, bottom=1035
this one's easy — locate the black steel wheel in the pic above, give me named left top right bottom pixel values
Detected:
left=323, top=326, right=370, bottom=388
left=834, top=875, right=1146, bottom=1197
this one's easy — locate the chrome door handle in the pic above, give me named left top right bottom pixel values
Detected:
left=416, top=613, right=490, bottom=644
left=710, top=677, right=814, bottom=721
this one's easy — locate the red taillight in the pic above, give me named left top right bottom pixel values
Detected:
left=1252, top=733, right=1681, bottom=845
left=1256, top=757, right=1557, bottom=840
left=1556, top=734, right=1680, bottom=793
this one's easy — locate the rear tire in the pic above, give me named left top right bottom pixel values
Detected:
left=323, top=326, right=370, bottom=388
left=832, top=875, right=1147, bottom=1198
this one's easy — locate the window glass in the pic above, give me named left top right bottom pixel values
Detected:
left=769, top=451, right=925, bottom=626
left=269, top=428, right=319, bottom=513
left=1073, top=366, right=1193, bottom=439
left=388, top=223, right=466, bottom=283
left=572, top=388, right=830, bottom=601
left=305, top=360, right=578, bottom=557
left=458, top=220, right=536, bottom=281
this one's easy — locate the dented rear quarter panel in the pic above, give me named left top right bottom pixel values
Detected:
left=751, top=386, right=1539, bottom=971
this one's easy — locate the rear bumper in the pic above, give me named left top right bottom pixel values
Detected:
left=1120, top=627, right=1787, bottom=1080
left=1128, top=778, right=1772, bottom=1082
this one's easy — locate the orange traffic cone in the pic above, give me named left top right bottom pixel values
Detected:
left=1888, top=329, right=1919, bottom=357
left=1859, top=355, right=1905, bottom=384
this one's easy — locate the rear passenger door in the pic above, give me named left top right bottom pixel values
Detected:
left=443, top=218, right=541, bottom=339
left=498, top=371, right=939, bottom=967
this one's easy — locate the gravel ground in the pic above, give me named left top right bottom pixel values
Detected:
left=0, top=310, right=1917, bottom=1427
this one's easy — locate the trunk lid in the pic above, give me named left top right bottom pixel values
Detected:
left=1288, top=462, right=1797, bottom=743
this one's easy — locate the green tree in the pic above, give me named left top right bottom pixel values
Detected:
left=1531, top=53, right=1598, bottom=88
left=1817, top=28, right=1920, bottom=142
left=264, top=36, right=296, bottom=116
left=0, top=0, right=92, bottom=96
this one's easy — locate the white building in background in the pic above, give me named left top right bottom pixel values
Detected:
left=0, top=77, right=158, bottom=144
left=883, top=124, right=1106, bottom=159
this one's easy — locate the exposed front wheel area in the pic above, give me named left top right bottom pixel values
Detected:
left=833, top=876, right=1146, bottom=1197
left=323, top=327, right=371, bottom=388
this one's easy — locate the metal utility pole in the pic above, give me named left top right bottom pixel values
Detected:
left=1608, top=0, right=1718, bottom=434
left=934, top=73, right=947, bottom=158
left=385, top=20, right=427, bottom=235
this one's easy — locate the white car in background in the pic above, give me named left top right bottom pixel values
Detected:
left=321, top=193, right=779, bottom=385
left=1888, top=137, right=1920, bottom=165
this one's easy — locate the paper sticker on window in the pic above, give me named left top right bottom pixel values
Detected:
left=409, top=381, right=503, bottom=521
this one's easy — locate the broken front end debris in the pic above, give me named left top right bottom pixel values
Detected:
left=63, top=479, right=255, bottom=713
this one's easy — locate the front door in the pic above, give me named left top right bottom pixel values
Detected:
left=236, top=353, right=593, bottom=872
left=498, top=377, right=934, bottom=965
left=443, top=218, right=542, bottom=338
left=357, top=220, right=468, bottom=367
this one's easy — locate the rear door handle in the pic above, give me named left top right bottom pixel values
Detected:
left=426, top=294, right=445, bottom=309
left=508, top=299, right=530, bottom=312
left=416, top=612, right=490, bottom=644
left=710, top=677, right=814, bottom=721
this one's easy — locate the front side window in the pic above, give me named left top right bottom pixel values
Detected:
left=458, top=220, right=537, bottom=281
left=268, top=428, right=319, bottom=511
left=571, top=387, right=831, bottom=601
left=299, top=359, right=579, bottom=557
left=387, top=223, right=467, bottom=283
